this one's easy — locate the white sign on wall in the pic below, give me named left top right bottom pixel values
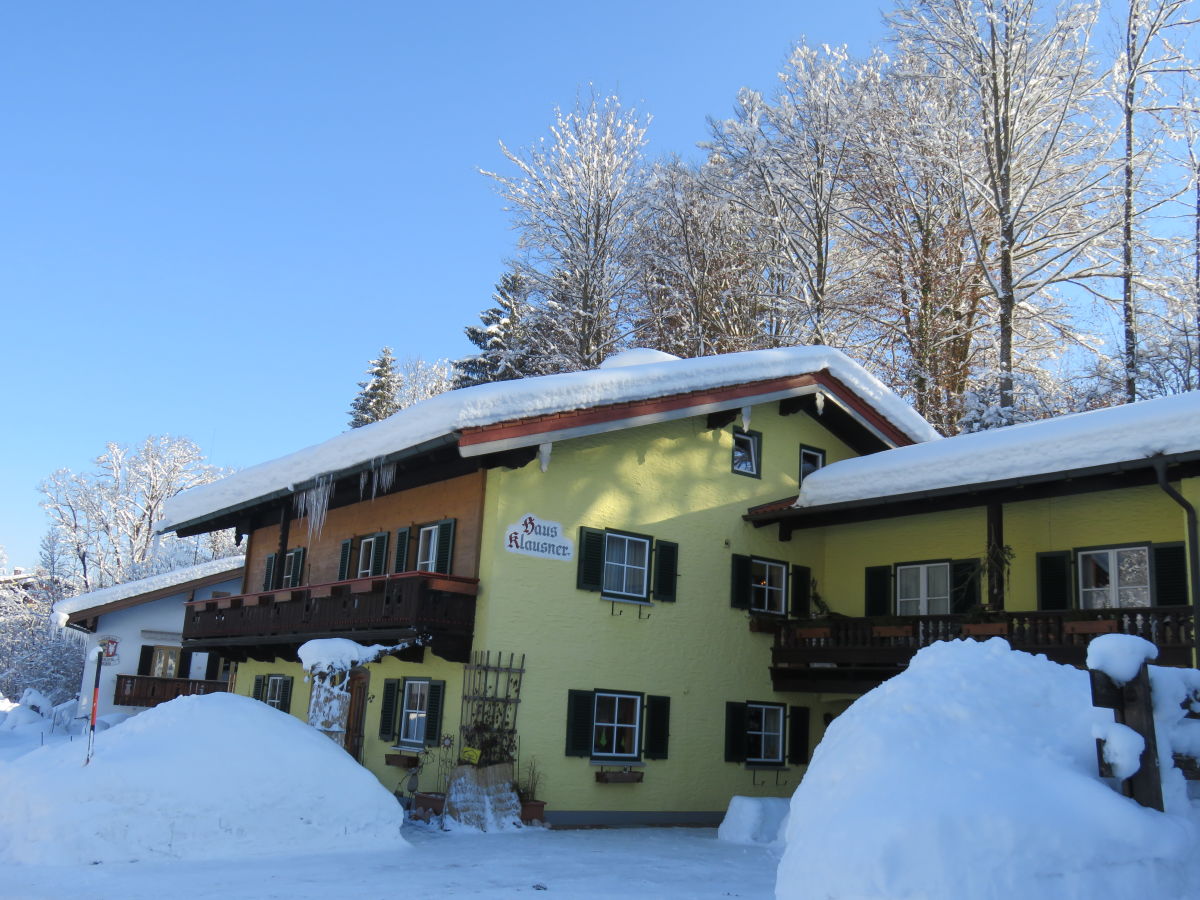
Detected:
left=503, top=514, right=574, bottom=561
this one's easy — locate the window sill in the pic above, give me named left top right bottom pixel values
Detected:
left=603, top=595, right=650, bottom=606
left=392, top=743, right=425, bottom=754
left=589, top=759, right=645, bottom=767
left=744, top=764, right=790, bottom=771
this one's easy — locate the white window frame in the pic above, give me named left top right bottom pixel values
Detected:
left=732, top=429, right=761, bottom=477
left=602, top=532, right=651, bottom=600
left=398, top=679, right=430, bottom=747
left=750, top=559, right=788, bottom=615
left=281, top=549, right=303, bottom=588
left=416, top=525, right=439, bottom=573
left=746, top=702, right=785, bottom=764
left=265, top=674, right=287, bottom=710
left=357, top=535, right=379, bottom=579
left=1078, top=546, right=1151, bottom=609
left=592, top=691, right=642, bottom=759
left=799, top=445, right=825, bottom=484
left=895, top=562, right=950, bottom=616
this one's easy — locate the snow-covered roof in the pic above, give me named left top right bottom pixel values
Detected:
left=51, top=555, right=245, bottom=619
left=796, top=391, right=1200, bottom=510
left=160, top=347, right=939, bottom=533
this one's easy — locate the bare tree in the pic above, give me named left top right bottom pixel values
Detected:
left=394, top=357, right=454, bottom=409
left=483, top=92, right=650, bottom=371
left=39, top=436, right=237, bottom=593
left=893, top=0, right=1117, bottom=424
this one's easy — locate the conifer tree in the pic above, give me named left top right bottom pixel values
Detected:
left=455, top=271, right=543, bottom=387
left=347, top=347, right=402, bottom=428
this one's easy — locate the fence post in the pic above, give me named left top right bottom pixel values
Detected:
left=1089, top=662, right=1163, bottom=811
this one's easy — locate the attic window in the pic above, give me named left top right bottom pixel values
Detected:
left=732, top=429, right=761, bottom=478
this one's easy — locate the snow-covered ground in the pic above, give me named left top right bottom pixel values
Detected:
left=5, top=638, right=1200, bottom=899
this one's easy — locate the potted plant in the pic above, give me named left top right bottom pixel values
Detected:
left=515, top=758, right=546, bottom=824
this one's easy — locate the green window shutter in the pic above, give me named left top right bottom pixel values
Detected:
left=730, top=555, right=752, bottom=609
left=724, top=702, right=748, bottom=762
left=424, top=680, right=445, bottom=747
left=865, top=566, right=892, bottom=617
left=1154, top=544, right=1188, bottom=606
left=277, top=676, right=293, bottom=715
left=379, top=679, right=400, bottom=741
left=285, top=547, right=305, bottom=587
left=787, top=706, right=810, bottom=765
left=644, top=695, right=671, bottom=759
left=178, top=650, right=193, bottom=678
left=370, top=532, right=390, bottom=577
left=1037, top=552, right=1072, bottom=610
left=565, top=689, right=595, bottom=756
left=337, top=539, right=353, bottom=581
left=653, top=541, right=678, bottom=602
left=251, top=675, right=265, bottom=702
left=435, top=519, right=456, bottom=574
left=790, top=565, right=812, bottom=618
left=394, top=527, right=411, bottom=573
left=137, top=645, right=154, bottom=676
left=262, top=553, right=277, bottom=592
left=950, top=559, right=981, bottom=614
left=577, top=528, right=605, bottom=592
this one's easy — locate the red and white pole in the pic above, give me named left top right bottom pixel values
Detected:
left=84, top=646, right=103, bottom=766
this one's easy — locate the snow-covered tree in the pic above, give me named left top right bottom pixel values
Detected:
left=348, top=347, right=402, bottom=428
left=483, top=92, right=650, bottom=371
left=394, top=357, right=454, bottom=409
left=455, top=270, right=547, bottom=386
left=38, top=436, right=237, bottom=594
left=0, top=548, right=83, bottom=704
left=892, top=0, right=1117, bottom=424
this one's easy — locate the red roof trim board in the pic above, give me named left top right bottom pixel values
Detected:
left=458, top=371, right=915, bottom=451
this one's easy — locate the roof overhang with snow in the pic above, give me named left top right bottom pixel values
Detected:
left=159, top=348, right=940, bottom=538
left=746, top=391, right=1200, bottom=534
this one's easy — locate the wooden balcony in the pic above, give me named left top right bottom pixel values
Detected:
left=772, top=607, right=1195, bottom=693
left=182, top=572, right=479, bottom=663
left=114, top=673, right=227, bottom=708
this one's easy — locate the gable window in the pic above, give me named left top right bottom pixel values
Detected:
left=565, top=689, right=670, bottom=761
left=799, top=445, right=825, bottom=485
left=1078, top=546, right=1150, bottom=609
left=896, top=562, right=950, bottom=616
left=378, top=677, right=445, bottom=748
left=750, top=559, right=787, bottom=615
left=578, top=528, right=676, bottom=603
left=251, top=673, right=293, bottom=714
left=731, top=429, right=761, bottom=478
left=725, top=702, right=809, bottom=766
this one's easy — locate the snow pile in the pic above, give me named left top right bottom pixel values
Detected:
left=1149, top=665, right=1200, bottom=814
left=160, top=347, right=939, bottom=531
left=717, top=795, right=789, bottom=846
left=297, top=637, right=401, bottom=673
left=0, top=692, right=407, bottom=864
left=798, top=390, right=1200, bottom=509
left=778, top=639, right=1200, bottom=899
left=0, top=689, right=56, bottom=732
left=1088, top=633, right=1159, bottom=684
left=597, top=348, right=681, bottom=368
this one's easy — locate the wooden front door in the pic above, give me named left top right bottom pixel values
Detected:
left=345, top=669, right=369, bottom=763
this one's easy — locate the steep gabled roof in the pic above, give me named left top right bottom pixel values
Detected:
left=52, top=556, right=246, bottom=624
left=747, top=391, right=1200, bottom=530
left=159, top=347, right=940, bottom=535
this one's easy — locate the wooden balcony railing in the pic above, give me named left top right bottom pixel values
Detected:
left=182, top=572, right=479, bottom=662
left=114, top=673, right=227, bottom=708
left=772, top=607, right=1195, bottom=693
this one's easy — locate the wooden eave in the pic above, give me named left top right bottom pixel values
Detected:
left=64, top=567, right=246, bottom=626
left=457, top=370, right=914, bottom=457
left=745, top=451, right=1200, bottom=535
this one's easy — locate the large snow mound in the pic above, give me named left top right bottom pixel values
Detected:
left=0, top=692, right=407, bottom=864
left=778, top=639, right=1200, bottom=900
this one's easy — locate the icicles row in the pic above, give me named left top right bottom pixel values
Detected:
left=357, top=459, right=397, bottom=500
left=294, top=474, right=335, bottom=543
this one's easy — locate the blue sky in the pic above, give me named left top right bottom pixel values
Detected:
left=0, top=1, right=890, bottom=569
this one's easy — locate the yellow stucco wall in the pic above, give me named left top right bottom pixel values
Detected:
left=466, top=406, right=856, bottom=818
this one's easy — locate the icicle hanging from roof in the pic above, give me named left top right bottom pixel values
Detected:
left=357, top=458, right=396, bottom=501
left=815, top=391, right=825, bottom=415
left=294, top=473, right=335, bottom=543
left=741, top=405, right=752, bottom=430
